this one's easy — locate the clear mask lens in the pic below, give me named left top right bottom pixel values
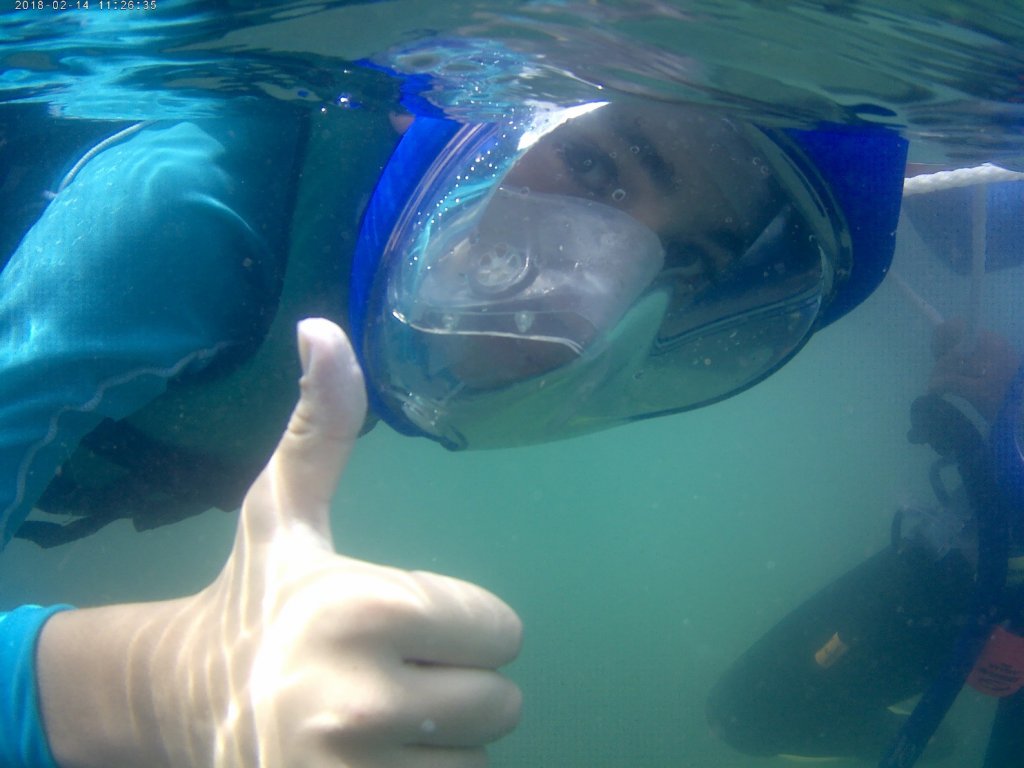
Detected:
left=403, top=187, right=665, bottom=359
left=363, top=102, right=843, bottom=448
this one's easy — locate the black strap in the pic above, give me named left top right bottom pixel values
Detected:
left=16, top=418, right=262, bottom=548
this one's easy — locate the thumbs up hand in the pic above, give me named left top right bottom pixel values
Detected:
left=36, top=319, right=522, bottom=768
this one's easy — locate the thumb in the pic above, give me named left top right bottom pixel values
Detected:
left=239, top=318, right=368, bottom=547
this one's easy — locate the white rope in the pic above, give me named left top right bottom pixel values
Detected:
left=903, top=163, right=1024, bottom=196
left=900, top=164, right=1024, bottom=351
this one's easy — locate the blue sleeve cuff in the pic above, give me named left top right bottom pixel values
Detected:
left=0, top=605, right=75, bottom=768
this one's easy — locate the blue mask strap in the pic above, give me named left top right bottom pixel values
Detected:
left=785, top=126, right=908, bottom=326
left=349, top=116, right=460, bottom=428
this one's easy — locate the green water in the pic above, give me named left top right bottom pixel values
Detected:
left=3, top=223, right=1019, bottom=765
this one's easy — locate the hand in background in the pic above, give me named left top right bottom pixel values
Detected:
left=928, top=317, right=1021, bottom=423
left=37, top=318, right=522, bottom=768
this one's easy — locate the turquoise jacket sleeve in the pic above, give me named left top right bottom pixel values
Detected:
left=0, top=605, right=73, bottom=768
left=0, top=118, right=300, bottom=547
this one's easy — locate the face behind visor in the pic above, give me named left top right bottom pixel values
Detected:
left=351, top=101, right=907, bottom=449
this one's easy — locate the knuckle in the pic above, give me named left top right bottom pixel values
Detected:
left=301, top=693, right=398, bottom=746
left=325, top=577, right=431, bottom=640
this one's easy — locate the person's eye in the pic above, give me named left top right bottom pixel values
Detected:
left=557, top=141, right=618, bottom=197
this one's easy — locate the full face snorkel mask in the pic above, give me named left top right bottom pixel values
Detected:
left=351, top=101, right=907, bottom=449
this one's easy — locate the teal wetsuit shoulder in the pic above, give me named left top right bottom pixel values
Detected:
left=0, top=117, right=302, bottom=546
left=0, top=605, right=73, bottom=768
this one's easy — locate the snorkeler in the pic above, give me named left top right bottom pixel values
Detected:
left=707, top=318, right=1024, bottom=767
left=3, top=97, right=905, bottom=548
left=0, top=89, right=1019, bottom=767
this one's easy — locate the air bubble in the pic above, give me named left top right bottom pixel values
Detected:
left=611, top=188, right=626, bottom=202
left=514, top=311, right=535, bottom=333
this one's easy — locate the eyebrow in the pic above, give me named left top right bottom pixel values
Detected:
left=612, top=122, right=678, bottom=195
